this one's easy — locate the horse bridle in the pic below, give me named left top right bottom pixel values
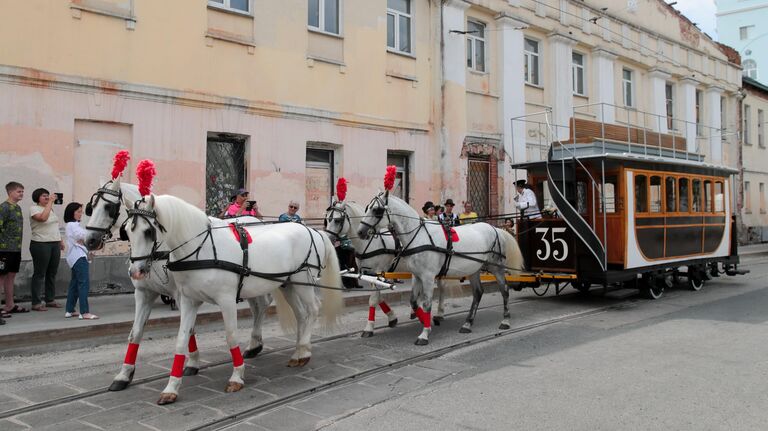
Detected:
left=360, top=193, right=391, bottom=233
left=324, top=202, right=352, bottom=240
left=124, top=200, right=167, bottom=264
left=84, top=182, right=123, bottom=240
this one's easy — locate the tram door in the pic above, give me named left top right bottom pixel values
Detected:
left=206, top=133, right=247, bottom=217
left=305, top=148, right=334, bottom=226
left=467, top=158, right=490, bottom=218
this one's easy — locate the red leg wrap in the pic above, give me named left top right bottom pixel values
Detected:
left=423, top=310, right=432, bottom=329
left=170, top=354, right=185, bottom=378
left=124, top=343, right=139, bottom=365
left=414, top=307, right=427, bottom=326
left=230, top=346, right=244, bottom=368
left=368, top=306, right=376, bottom=322
left=379, top=302, right=392, bottom=314
left=188, top=334, right=198, bottom=353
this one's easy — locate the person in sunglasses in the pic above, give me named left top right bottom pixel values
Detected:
left=278, top=200, right=303, bottom=223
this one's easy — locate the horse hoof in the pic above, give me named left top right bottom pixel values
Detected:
left=183, top=366, right=199, bottom=376
left=157, top=393, right=177, bottom=405
left=361, top=331, right=374, bottom=338
left=388, top=318, right=398, bottom=328
left=433, top=316, right=443, bottom=326
left=498, top=323, right=511, bottom=330
left=297, top=357, right=311, bottom=367
left=459, top=327, right=472, bottom=334
left=108, top=379, right=131, bottom=392
left=243, top=345, right=263, bottom=358
left=225, top=381, right=244, bottom=393
left=287, top=357, right=311, bottom=367
left=414, top=338, right=429, bottom=346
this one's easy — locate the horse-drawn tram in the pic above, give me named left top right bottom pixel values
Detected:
left=510, top=119, right=747, bottom=299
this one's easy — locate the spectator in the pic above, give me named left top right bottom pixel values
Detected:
left=221, top=188, right=262, bottom=218
left=63, top=202, right=98, bottom=320
left=0, top=181, right=28, bottom=323
left=434, top=205, right=444, bottom=219
left=459, top=201, right=479, bottom=224
left=422, top=201, right=436, bottom=221
left=278, top=200, right=303, bottom=223
left=29, top=188, right=64, bottom=311
left=514, top=180, right=541, bottom=219
left=503, top=217, right=516, bottom=236
left=438, top=199, right=459, bottom=227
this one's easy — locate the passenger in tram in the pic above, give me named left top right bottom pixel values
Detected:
left=514, top=180, right=541, bottom=219
left=502, top=217, right=516, bottom=237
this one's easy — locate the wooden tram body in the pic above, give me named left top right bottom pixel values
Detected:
left=511, top=119, right=744, bottom=296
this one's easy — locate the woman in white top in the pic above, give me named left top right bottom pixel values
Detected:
left=514, top=180, right=542, bottom=220
left=63, top=202, right=98, bottom=319
left=29, top=188, right=65, bottom=311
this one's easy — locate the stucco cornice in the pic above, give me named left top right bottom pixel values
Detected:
left=547, top=31, right=578, bottom=46
left=591, top=46, right=618, bottom=60
left=0, top=65, right=430, bottom=133
left=648, top=67, right=672, bottom=79
left=444, top=0, right=471, bottom=12
left=494, top=12, right=528, bottom=29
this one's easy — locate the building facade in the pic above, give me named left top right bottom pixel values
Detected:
left=740, top=77, right=768, bottom=241
left=0, top=0, right=743, bottom=281
left=716, top=0, right=768, bottom=83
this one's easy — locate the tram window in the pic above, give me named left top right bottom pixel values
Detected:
left=666, top=177, right=677, bottom=212
left=692, top=179, right=703, bottom=212
left=598, top=180, right=616, bottom=213
left=704, top=180, right=713, bottom=212
left=715, top=181, right=724, bottom=212
left=679, top=178, right=689, bottom=212
left=650, top=176, right=662, bottom=213
left=540, top=180, right=554, bottom=209
left=635, top=174, right=648, bottom=213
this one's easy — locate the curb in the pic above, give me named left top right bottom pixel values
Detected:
left=0, top=283, right=475, bottom=349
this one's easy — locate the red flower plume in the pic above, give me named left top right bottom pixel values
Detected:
left=336, top=178, right=348, bottom=202
left=384, top=165, right=396, bottom=191
left=111, top=150, right=131, bottom=180
left=136, top=159, right=156, bottom=197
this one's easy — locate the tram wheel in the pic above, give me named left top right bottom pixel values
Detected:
left=639, top=274, right=664, bottom=300
left=573, top=281, right=591, bottom=294
left=688, top=276, right=704, bottom=291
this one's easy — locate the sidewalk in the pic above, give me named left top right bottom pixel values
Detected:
left=739, top=242, right=768, bottom=255
left=0, top=283, right=441, bottom=349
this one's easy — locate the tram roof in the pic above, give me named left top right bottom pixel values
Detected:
left=512, top=153, right=738, bottom=175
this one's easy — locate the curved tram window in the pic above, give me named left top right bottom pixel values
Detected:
left=692, top=179, right=703, bottom=212
left=704, top=180, right=713, bottom=212
left=635, top=174, right=648, bottom=213
left=715, top=181, right=724, bottom=212
left=650, top=176, right=662, bottom=213
left=666, top=177, right=676, bottom=212
left=678, top=178, right=689, bottom=212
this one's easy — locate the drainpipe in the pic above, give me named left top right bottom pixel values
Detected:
left=736, top=88, right=747, bottom=244
left=439, top=0, right=447, bottom=204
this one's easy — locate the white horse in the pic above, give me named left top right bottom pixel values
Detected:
left=125, top=194, right=343, bottom=405
left=325, top=200, right=449, bottom=336
left=357, top=193, right=524, bottom=345
left=83, top=180, right=271, bottom=392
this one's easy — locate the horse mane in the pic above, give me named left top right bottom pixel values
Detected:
left=385, top=195, right=419, bottom=219
left=151, top=195, right=210, bottom=248
left=119, top=182, right=142, bottom=206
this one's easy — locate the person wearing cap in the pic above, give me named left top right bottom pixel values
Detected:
left=514, top=180, right=541, bottom=219
left=438, top=199, right=460, bottom=226
left=222, top=188, right=262, bottom=218
left=422, top=201, right=437, bottom=221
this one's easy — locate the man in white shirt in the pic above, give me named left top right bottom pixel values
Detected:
left=514, top=180, right=541, bottom=219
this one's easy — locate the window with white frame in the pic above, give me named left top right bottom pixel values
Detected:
left=665, top=83, right=675, bottom=130
left=759, top=109, right=765, bottom=148
left=466, top=20, right=486, bottom=72
left=387, top=152, right=410, bottom=201
left=743, top=59, right=758, bottom=80
left=695, top=89, right=703, bottom=136
left=308, top=0, right=340, bottom=35
left=740, top=25, right=754, bottom=40
left=387, top=0, right=411, bottom=54
left=524, top=38, right=540, bottom=86
left=746, top=181, right=752, bottom=213
left=572, top=52, right=585, bottom=96
left=622, top=68, right=634, bottom=107
left=745, top=104, right=752, bottom=145
left=208, top=0, right=250, bottom=14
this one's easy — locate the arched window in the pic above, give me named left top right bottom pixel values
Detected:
left=743, top=59, right=758, bottom=80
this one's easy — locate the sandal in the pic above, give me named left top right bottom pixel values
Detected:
left=31, top=305, right=48, bottom=311
left=0, top=312, right=11, bottom=318
left=64, top=312, right=79, bottom=318
left=79, top=313, right=99, bottom=320
left=46, top=302, right=63, bottom=309
left=7, top=305, right=29, bottom=313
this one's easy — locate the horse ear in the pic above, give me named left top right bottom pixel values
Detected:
left=145, top=194, right=155, bottom=210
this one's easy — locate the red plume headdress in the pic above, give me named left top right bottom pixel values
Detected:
left=111, top=150, right=131, bottom=180
left=136, top=160, right=156, bottom=197
left=384, top=165, right=396, bottom=192
left=336, top=178, right=348, bottom=202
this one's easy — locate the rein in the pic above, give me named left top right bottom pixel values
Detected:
left=84, top=183, right=123, bottom=238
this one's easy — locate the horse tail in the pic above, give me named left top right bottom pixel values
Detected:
left=273, top=286, right=296, bottom=334
left=318, top=231, right=343, bottom=328
left=497, top=228, right=525, bottom=274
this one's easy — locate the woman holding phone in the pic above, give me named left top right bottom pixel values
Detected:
left=29, top=188, right=65, bottom=311
left=222, top=188, right=262, bottom=218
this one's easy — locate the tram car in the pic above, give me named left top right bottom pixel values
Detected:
left=512, top=118, right=746, bottom=299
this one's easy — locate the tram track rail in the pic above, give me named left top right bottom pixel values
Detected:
left=0, top=294, right=549, bottom=420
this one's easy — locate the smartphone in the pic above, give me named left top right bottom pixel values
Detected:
left=246, top=200, right=257, bottom=210
left=54, top=193, right=63, bottom=205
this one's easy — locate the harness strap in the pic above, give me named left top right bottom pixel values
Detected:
left=235, top=224, right=249, bottom=303
left=438, top=224, right=454, bottom=278
left=165, top=259, right=321, bottom=281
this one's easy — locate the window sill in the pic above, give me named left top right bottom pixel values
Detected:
left=307, top=55, right=345, bottom=67
left=525, top=82, right=543, bottom=90
left=207, top=4, right=253, bottom=18
left=386, top=71, right=418, bottom=82
left=761, top=209, right=767, bottom=214
left=308, top=27, right=343, bottom=39
left=205, top=30, right=256, bottom=48
left=468, top=69, right=488, bottom=76
left=745, top=210, right=753, bottom=214
left=759, top=145, right=766, bottom=149
left=387, top=48, right=416, bottom=60
left=70, top=3, right=136, bottom=25
left=574, top=92, right=588, bottom=99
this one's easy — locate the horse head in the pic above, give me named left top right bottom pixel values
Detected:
left=357, top=192, right=390, bottom=240
left=125, top=195, right=166, bottom=280
left=324, top=200, right=351, bottom=241
left=84, top=179, right=124, bottom=251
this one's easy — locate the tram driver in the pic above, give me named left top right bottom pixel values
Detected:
left=514, top=180, right=541, bottom=219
